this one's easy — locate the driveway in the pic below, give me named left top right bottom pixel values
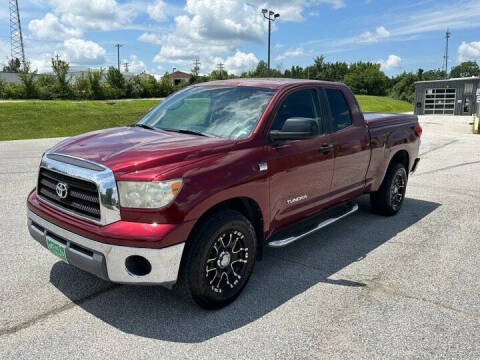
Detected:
left=1, top=116, right=479, bottom=359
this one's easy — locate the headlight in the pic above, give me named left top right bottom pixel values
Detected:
left=117, top=179, right=183, bottom=208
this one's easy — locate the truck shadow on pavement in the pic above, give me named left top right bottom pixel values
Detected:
left=50, top=195, right=440, bottom=343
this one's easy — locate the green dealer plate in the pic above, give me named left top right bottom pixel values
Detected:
left=46, top=236, right=68, bottom=263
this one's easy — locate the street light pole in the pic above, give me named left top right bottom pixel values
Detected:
left=262, top=9, right=280, bottom=70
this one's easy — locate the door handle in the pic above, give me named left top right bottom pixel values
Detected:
left=319, top=144, right=334, bottom=154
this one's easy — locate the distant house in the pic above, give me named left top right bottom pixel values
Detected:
left=169, top=71, right=191, bottom=86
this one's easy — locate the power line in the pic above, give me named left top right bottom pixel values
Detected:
left=114, top=43, right=123, bottom=72
left=443, top=29, right=451, bottom=79
left=9, top=0, right=25, bottom=65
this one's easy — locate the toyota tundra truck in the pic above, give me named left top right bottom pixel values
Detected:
left=27, top=79, right=421, bottom=309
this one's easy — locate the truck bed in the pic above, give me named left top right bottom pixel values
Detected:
left=363, top=112, right=418, bottom=128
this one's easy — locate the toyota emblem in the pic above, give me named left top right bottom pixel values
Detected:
left=56, top=182, right=69, bottom=199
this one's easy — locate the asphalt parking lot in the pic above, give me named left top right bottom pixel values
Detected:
left=1, top=115, right=479, bottom=359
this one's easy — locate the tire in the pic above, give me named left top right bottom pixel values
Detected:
left=177, top=210, right=257, bottom=309
left=370, top=162, right=408, bottom=216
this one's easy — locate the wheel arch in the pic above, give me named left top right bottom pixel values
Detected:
left=390, top=149, right=410, bottom=172
left=183, top=197, right=265, bottom=261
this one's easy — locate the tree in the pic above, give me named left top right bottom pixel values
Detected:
left=159, top=72, right=174, bottom=96
left=421, top=68, right=446, bottom=81
left=449, top=61, right=480, bottom=78
left=51, top=58, right=72, bottom=98
left=17, top=62, right=38, bottom=98
left=344, top=62, right=388, bottom=95
left=105, top=67, right=126, bottom=99
left=389, top=72, right=418, bottom=102
left=3, top=58, right=22, bottom=72
left=86, top=70, right=104, bottom=99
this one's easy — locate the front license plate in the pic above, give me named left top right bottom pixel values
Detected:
left=46, top=236, right=68, bottom=263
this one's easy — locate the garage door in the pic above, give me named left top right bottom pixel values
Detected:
left=424, top=88, right=456, bottom=115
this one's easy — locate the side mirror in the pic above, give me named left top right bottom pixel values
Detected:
left=269, top=117, right=318, bottom=142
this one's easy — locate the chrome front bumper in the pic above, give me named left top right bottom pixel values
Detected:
left=27, top=210, right=185, bottom=287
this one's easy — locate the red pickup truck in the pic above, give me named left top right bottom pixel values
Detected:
left=27, top=79, right=421, bottom=309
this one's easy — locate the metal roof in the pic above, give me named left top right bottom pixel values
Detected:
left=415, top=77, right=479, bottom=84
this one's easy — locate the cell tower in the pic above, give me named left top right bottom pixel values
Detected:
left=443, top=29, right=451, bottom=79
left=9, top=0, right=26, bottom=65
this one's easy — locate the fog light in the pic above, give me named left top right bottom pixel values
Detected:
left=125, top=255, right=152, bottom=277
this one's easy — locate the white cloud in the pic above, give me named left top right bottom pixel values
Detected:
left=46, top=0, right=138, bottom=31
left=357, top=26, right=390, bottom=43
left=318, top=0, right=345, bottom=9
left=28, top=13, right=82, bottom=40
left=222, top=51, right=259, bottom=75
left=138, top=32, right=162, bottom=45
left=30, top=55, right=54, bottom=73
left=153, top=0, right=267, bottom=67
left=458, top=41, right=480, bottom=62
left=147, top=0, right=167, bottom=22
left=389, top=1, right=480, bottom=37
left=378, top=54, right=402, bottom=71
left=63, top=38, right=107, bottom=65
left=375, top=26, right=390, bottom=38
left=275, top=48, right=306, bottom=61
left=123, top=54, right=148, bottom=73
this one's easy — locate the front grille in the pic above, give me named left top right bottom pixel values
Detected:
left=38, top=168, right=101, bottom=220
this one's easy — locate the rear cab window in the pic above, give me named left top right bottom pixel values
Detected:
left=324, top=88, right=352, bottom=132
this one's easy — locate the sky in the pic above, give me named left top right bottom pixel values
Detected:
left=0, top=0, right=479, bottom=77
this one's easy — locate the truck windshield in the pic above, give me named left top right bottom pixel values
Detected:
left=137, top=86, right=275, bottom=139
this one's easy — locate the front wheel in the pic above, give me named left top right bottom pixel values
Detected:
left=370, top=162, right=408, bottom=216
left=178, top=210, right=257, bottom=309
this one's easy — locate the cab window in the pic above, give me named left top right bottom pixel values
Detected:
left=325, top=89, right=352, bottom=132
left=271, top=89, right=323, bottom=132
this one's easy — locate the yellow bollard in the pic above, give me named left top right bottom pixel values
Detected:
left=474, top=115, right=479, bottom=134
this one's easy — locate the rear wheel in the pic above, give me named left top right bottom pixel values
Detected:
left=178, top=210, right=257, bottom=309
left=370, top=162, right=408, bottom=216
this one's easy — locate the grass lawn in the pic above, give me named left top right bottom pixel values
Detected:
left=0, top=96, right=413, bottom=141
left=356, top=95, right=412, bottom=113
left=0, top=100, right=160, bottom=141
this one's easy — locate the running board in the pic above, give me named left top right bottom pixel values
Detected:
left=267, top=203, right=359, bottom=248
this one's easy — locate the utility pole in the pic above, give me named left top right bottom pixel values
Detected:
left=123, top=61, right=129, bottom=73
left=114, top=43, right=123, bottom=72
left=9, top=0, right=26, bottom=66
left=443, top=29, right=451, bottom=79
left=55, top=54, right=60, bottom=62
left=217, top=63, right=224, bottom=79
left=262, top=9, right=280, bottom=70
left=193, top=57, right=201, bottom=75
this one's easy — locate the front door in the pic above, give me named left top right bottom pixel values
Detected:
left=267, top=88, right=334, bottom=231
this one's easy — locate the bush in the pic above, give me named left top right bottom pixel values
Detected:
left=36, top=75, right=56, bottom=100
left=18, top=63, right=38, bottom=99
left=0, top=79, right=6, bottom=99
left=4, top=82, right=23, bottom=99
left=86, top=70, right=104, bottom=100
left=72, top=74, right=90, bottom=100
left=125, top=78, right=143, bottom=98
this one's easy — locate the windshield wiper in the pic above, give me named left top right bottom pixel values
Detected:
left=131, top=123, right=156, bottom=130
left=160, top=128, right=212, bottom=137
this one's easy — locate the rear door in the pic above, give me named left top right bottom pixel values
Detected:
left=322, top=87, right=370, bottom=201
left=267, top=88, right=334, bottom=230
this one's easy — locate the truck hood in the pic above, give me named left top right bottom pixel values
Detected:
left=49, top=126, right=236, bottom=177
